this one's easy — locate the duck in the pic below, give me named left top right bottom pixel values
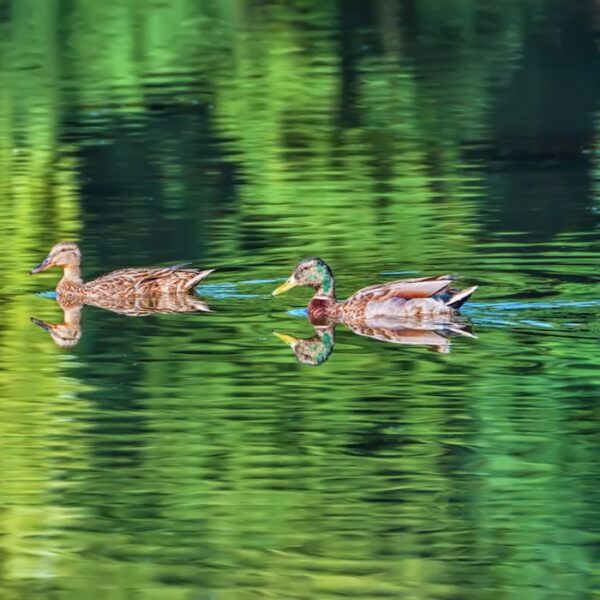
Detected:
left=272, top=257, right=477, bottom=323
left=30, top=242, right=214, bottom=303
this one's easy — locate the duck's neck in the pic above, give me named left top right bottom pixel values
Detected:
left=304, top=326, right=335, bottom=365
left=63, top=264, right=82, bottom=281
left=315, top=325, right=335, bottom=350
left=316, top=266, right=336, bottom=301
left=307, top=269, right=336, bottom=319
left=62, top=303, right=83, bottom=326
left=57, top=265, right=83, bottom=295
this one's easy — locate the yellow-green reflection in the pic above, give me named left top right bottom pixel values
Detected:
left=0, top=3, right=86, bottom=590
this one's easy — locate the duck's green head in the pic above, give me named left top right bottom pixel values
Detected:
left=272, top=258, right=334, bottom=297
left=273, top=328, right=334, bottom=366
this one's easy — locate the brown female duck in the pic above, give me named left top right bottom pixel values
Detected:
left=31, top=242, right=214, bottom=303
left=272, top=258, right=477, bottom=322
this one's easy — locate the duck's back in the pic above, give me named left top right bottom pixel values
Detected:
left=338, top=275, right=455, bottom=321
left=85, top=264, right=214, bottom=297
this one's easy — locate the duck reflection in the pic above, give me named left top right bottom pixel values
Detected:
left=31, top=293, right=210, bottom=348
left=274, top=326, right=335, bottom=366
left=83, top=291, right=210, bottom=317
left=31, top=302, right=83, bottom=348
left=274, top=317, right=475, bottom=366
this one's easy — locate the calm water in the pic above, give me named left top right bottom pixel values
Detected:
left=1, top=1, right=599, bottom=598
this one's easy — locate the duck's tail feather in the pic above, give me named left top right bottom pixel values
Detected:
left=445, top=286, right=478, bottom=310
left=184, top=268, right=216, bottom=292
left=445, top=324, right=477, bottom=339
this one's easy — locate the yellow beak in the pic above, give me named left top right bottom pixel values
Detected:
left=273, top=331, right=299, bottom=346
left=272, top=276, right=298, bottom=296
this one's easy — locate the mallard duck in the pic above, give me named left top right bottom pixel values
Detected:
left=31, top=242, right=214, bottom=302
left=274, top=320, right=475, bottom=365
left=272, top=258, right=477, bottom=322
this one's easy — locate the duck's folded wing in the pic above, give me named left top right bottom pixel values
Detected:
left=130, top=266, right=214, bottom=293
left=347, top=274, right=453, bottom=304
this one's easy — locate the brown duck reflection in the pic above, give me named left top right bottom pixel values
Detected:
left=31, top=302, right=84, bottom=348
left=31, top=293, right=210, bottom=348
left=274, top=317, right=475, bottom=366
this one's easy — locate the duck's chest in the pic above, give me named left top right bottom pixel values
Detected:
left=57, top=279, right=85, bottom=303
left=307, top=298, right=338, bottom=323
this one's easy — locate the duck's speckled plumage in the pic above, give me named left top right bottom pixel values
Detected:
left=31, top=242, right=214, bottom=304
left=32, top=291, right=211, bottom=348
left=84, top=289, right=210, bottom=316
left=85, top=263, right=214, bottom=298
left=273, top=258, right=477, bottom=323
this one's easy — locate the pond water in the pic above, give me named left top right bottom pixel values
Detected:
left=1, top=1, right=599, bottom=598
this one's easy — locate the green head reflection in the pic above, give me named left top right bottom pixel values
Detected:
left=273, top=326, right=335, bottom=366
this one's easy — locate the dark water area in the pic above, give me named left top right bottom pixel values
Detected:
left=0, top=1, right=599, bottom=598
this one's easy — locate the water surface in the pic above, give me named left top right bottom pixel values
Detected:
left=0, top=2, right=599, bottom=598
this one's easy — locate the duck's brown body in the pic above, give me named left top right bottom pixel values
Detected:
left=31, top=242, right=214, bottom=306
left=306, top=275, right=465, bottom=323
left=57, top=265, right=214, bottom=304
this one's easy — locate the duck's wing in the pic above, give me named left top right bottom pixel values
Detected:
left=88, top=265, right=214, bottom=295
left=133, top=266, right=215, bottom=294
left=346, top=274, right=454, bottom=304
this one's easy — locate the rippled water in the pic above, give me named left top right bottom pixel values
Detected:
left=1, top=2, right=599, bottom=598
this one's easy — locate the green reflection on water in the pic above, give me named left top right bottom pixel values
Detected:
left=0, top=1, right=598, bottom=598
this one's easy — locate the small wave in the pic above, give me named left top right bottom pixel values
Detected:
left=36, top=290, right=57, bottom=299
left=196, top=282, right=258, bottom=299
left=473, top=299, right=600, bottom=310
left=239, top=278, right=285, bottom=285
left=379, top=271, right=420, bottom=276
